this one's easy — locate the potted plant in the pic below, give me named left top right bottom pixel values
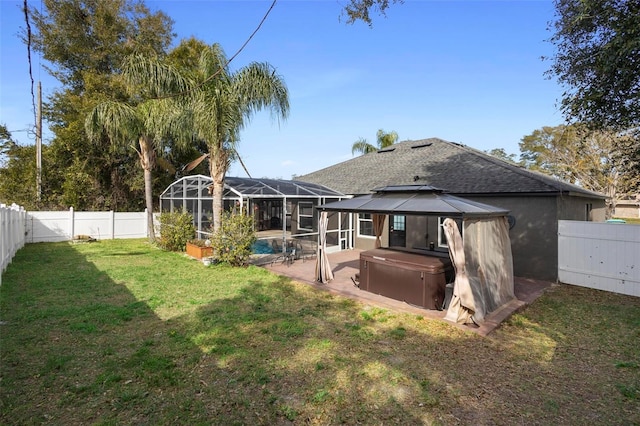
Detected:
left=186, top=239, right=213, bottom=260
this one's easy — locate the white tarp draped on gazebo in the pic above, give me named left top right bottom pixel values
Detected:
left=442, top=219, right=475, bottom=324
left=315, top=211, right=334, bottom=283
left=443, top=217, right=515, bottom=324
left=372, top=214, right=385, bottom=248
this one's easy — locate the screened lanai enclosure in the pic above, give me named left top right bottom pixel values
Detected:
left=159, top=175, right=346, bottom=259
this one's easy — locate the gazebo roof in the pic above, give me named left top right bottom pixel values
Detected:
left=318, top=185, right=509, bottom=218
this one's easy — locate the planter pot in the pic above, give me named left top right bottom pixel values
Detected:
left=186, top=242, right=213, bottom=260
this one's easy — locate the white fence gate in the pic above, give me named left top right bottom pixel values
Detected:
left=558, top=220, right=640, bottom=297
left=1, top=204, right=27, bottom=286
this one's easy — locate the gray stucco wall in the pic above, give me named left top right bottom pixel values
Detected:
left=351, top=197, right=558, bottom=281
left=406, top=216, right=449, bottom=253
left=347, top=193, right=605, bottom=283
left=406, top=216, right=428, bottom=248
left=354, top=215, right=452, bottom=254
left=354, top=214, right=387, bottom=251
left=556, top=194, right=606, bottom=222
left=328, top=210, right=348, bottom=246
left=466, top=195, right=559, bottom=282
left=466, top=194, right=605, bottom=282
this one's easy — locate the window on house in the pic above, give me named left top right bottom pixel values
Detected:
left=298, top=202, right=313, bottom=230
left=392, top=215, right=405, bottom=231
left=358, top=213, right=374, bottom=237
left=438, top=217, right=463, bottom=248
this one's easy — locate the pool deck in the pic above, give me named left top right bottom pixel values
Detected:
left=262, top=249, right=554, bottom=336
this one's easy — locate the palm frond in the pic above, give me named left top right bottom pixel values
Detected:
left=85, top=100, right=139, bottom=145
left=352, top=138, right=376, bottom=155
left=122, top=54, right=193, bottom=99
left=376, top=129, right=399, bottom=149
left=233, top=62, right=290, bottom=124
left=198, top=43, right=229, bottom=85
left=183, top=153, right=209, bottom=172
left=156, top=156, right=177, bottom=174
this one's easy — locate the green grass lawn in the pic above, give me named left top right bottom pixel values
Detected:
left=615, top=217, right=640, bottom=224
left=1, top=239, right=638, bottom=425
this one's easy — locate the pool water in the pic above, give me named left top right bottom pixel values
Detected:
left=251, top=239, right=274, bottom=254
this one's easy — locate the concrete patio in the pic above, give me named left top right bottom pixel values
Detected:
left=262, top=249, right=554, bottom=336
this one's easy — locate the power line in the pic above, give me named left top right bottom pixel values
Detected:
left=22, top=0, right=37, bottom=128
left=157, top=0, right=278, bottom=100
left=20, top=0, right=278, bottom=106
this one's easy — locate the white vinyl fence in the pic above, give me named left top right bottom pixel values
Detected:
left=1, top=203, right=27, bottom=286
left=26, top=208, right=151, bottom=243
left=558, top=220, right=640, bottom=297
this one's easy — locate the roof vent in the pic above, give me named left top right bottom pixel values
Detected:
left=411, top=142, right=432, bottom=149
left=377, top=148, right=395, bottom=153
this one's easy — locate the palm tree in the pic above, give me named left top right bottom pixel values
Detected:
left=85, top=54, right=192, bottom=242
left=189, top=43, right=289, bottom=232
left=351, top=129, right=399, bottom=155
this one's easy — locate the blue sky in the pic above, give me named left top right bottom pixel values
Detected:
left=1, top=0, right=564, bottom=179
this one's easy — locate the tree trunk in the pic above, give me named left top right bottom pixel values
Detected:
left=210, top=147, right=228, bottom=233
left=606, top=173, right=618, bottom=220
left=139, top=135, right=156, bottom=243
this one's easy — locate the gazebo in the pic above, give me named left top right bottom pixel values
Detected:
left=317, top=185, right=515, bottom=325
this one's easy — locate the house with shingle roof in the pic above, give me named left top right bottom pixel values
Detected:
left=297, top=138, right=606, bottom=282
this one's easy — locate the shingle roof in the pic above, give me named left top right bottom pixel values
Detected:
left=297, top=138, right=604, bottom=198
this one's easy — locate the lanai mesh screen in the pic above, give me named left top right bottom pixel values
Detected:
left=159, top=175, right=344, bottom=238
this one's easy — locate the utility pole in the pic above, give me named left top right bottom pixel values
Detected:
left=36, top=81, right=42, bottom=202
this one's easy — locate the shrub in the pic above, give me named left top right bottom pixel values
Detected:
left=158, top=211, right=196, bottom=252
left=210, top=209, right=256, bottom=266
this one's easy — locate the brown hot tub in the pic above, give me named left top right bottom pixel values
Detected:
left=359, top=248, right=453, bottom=310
